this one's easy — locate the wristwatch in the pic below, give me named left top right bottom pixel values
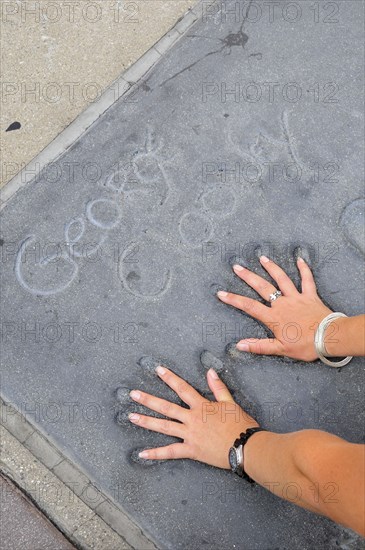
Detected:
left=228, top=427, right=266, bottom=482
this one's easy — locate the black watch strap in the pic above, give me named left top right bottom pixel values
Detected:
left=235, top=427, right=266, bottom=483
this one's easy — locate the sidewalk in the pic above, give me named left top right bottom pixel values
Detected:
left=1, top=0, right=364, bottom=548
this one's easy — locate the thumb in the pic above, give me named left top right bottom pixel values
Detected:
left=236, top=338, right=284, bottom=356
left=207, top=369, right=235, bottom=403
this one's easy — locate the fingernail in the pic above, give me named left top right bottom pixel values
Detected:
left=297, top=256, right=305, bottom=263
left=139, top=450, right=149, bottom=458
left=233, top=264, right=244, bottom=272
left=236, top=342, right=250, bottom=351
left=260, top=255, right=270, bottom=263
left=129, top=413, right=140, bottom=422
left=156, top=365, right=166, bottom=376
left=208, top=368, right=219, bottom=379
left=217, top=290, right=228, bottom=298
left=129, top=390, right=141, bottom=400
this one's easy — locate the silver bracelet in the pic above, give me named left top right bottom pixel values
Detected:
left=314, top=312, right=353, bottom=367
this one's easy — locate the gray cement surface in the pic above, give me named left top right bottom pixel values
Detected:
left=1, top=1, right=364, bottom=548
left=0, top=474, right=74, bottom=550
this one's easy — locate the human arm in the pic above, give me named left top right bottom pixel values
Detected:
left=128, top=366, right=365, bottom=536
left=216, top=256, right=365, bottom=360
left=245, top=428, right=365, bottom=535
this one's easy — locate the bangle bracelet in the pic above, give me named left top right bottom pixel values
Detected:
left=314, top=312, right=353, bottom=368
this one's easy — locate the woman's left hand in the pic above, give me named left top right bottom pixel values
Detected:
left=128, top=365, right=258, bottom=468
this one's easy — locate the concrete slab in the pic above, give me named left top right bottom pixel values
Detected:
left=0, top=0, right=196, bottom=187
left=1, top=1, right=364, bottom=548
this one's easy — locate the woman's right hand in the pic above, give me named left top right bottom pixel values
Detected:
left=217, top=256, right=332, bottom=362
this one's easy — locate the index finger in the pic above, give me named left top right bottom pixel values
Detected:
left=217, top=291, right=271, bottom=324
left=155, top=366, right=204, bottom=408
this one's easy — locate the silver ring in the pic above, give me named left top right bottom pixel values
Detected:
left=269, top=290, right=282, bottom=302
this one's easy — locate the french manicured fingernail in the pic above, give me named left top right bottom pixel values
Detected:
left=236, top=342, right=250, bottom=351
left=233, top=264, right=244, bottom=272
left=139, top=451, right=149, bottom=458
left=129, top=413, right=140, bottom=422
left=208, top=368, right=219, bottom=379
left=260, top=255, right=270, bottom=263
left=297, top=256, right=305, bottom=263
left=217, top=290, right=228, bottom=298
left=156, top=365, right=166, bottom=376
left=129, top=390, right=141, bottom=400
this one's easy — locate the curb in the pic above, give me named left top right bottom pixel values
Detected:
left=0, top=397, right=158, bottom=550
left=0, top=0, right=219, bottom=210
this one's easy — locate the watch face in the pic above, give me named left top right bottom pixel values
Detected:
left=228, top=447, right=237, bottom=471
